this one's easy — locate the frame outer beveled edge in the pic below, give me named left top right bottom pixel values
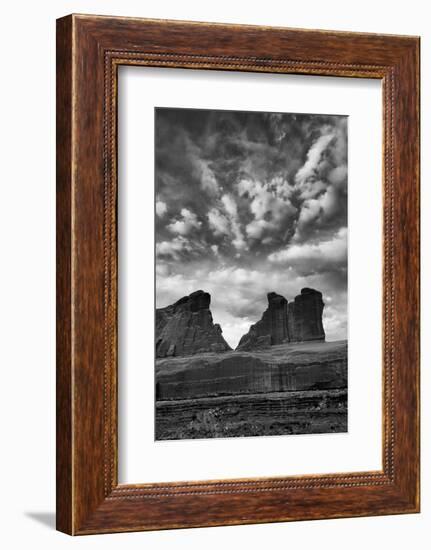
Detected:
left=57, top=16, right=418, bottom=534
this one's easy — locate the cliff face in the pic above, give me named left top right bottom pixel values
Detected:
left=236, top=288, right=325, bottom=351
left=156, top=287, right=325, bottom=356
left=156, top=290, right=231, bottom=358
left=156, top=340, right=346, bottom=401
left=288, top=288, right=325, bottom=342
left=236, top=292, right=288, bottom=351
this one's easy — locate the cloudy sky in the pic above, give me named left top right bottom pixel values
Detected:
left=155, top=107, right=348, bottom=348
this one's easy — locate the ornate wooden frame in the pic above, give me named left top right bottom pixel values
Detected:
left=56, top=14, right=420, bottom=535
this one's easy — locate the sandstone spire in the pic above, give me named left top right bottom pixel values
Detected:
left=287, top=288, right=325, bottom=343
left=236, top=288, right=325, bottom=351
left=236, top=292, right=288, bottom=351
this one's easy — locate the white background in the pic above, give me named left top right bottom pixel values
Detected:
left=0, top=1, right=428, bottom=548
left=119, top=67, right=382, bottom=483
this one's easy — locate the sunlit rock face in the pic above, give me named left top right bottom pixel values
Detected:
left=156, top=290, right=231, bottom=358
left=236, top=288, right=325, bottom=351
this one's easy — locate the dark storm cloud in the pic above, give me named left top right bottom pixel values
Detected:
left=155, top=107, right=348, bottom=346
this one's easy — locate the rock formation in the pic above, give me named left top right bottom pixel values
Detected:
left=156, top=290, right=231, bottom=358
left=288, top=288, right=325, bottom=343
left=156, top=340, right=347, bottom=401
left=236, top=288, right=325, bottom=351
left=236, top=292, right=289, bottom=351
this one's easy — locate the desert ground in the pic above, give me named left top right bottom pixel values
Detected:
left=155, top=340, right=347, bottom=440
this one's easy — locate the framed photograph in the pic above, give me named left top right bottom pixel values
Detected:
left=56, top=14, right=420, bottom=534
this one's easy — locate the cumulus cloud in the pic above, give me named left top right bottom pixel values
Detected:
left=291, top=119, right=347, bottom=244
left=328, top=164, right=348, bottom=186
left=219, top=194, right=247, bottom=251
left=246, top=219, right=272, bottom=239
left=221, top=193, right=238, bottom=217
left=156, top=262, right=170, bottom=277
left=238, top=177, right=296, bottom=241
left=293, top=183, right=346, bottom=243
left=156, top=236, right=192, bottom=260
left=295, top=132, right=334, bottom=185
left=155, top=200, right=167, bottom=217
left=207, top=208, right=230, bottom=236
left=194, top=158, right=220, bottom=196
left=167, top=208, right=202, bottom=236
left=268, top=227, right=347, bottom=275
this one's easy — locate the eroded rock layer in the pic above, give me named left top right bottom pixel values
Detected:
left=156, top=340, right=346, bottom=400
left=156, top=290, right=231, bottom=358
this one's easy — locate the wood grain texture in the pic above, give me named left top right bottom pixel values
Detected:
left=56, top=16, right=73, bottom=535
left=56, top=14, right=420, bottom=535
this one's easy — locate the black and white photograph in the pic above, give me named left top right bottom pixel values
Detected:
left=155, top=107, right=348, bottom=441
